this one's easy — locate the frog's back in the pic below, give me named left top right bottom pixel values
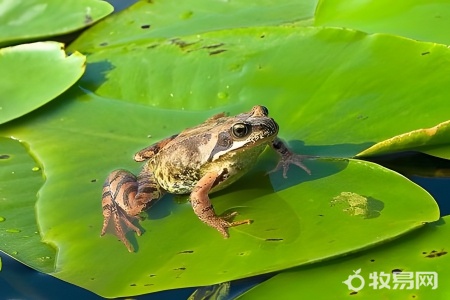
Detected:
left=147, top=130, right=219, bottom=194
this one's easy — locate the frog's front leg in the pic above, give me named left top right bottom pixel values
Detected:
left=190, top=171, right=252, bottom=237
left=101, top=167, right=164, bottom=252
left=270, top=137, right=312, bottom=178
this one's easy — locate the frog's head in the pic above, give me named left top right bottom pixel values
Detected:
left=209, top=105, right=279, bottom=161
left=231, top=105, right=279, bottom=142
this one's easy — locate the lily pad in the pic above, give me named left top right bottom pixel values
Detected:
left=238, top=217, right=450, bottom=299
left=75, top=26, right=450, bottom=158
left=357, top=120, right=450, bottom=159
left=0, top=137, right=55, bottom=273
left=69, top=0, right=318, bottom=52
left=0, top=89, right=440, bottom=297
left=315, top=0, right=450, bottom=45
left=0, top=0, right=113, bottom=47
left=0, top=42, right=86, bottom=124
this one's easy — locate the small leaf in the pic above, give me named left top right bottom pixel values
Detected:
left=0, top=0, right=113, bottom=47
left=0, top=42, right=85, bottom=124
left=357, top=120, right=450, bottom=159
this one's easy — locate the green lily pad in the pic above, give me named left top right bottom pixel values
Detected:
left=357, top=120, right=450, bottom=159
left=76, top=26, right=450, bottom=158
left=238, top=217, right=450, bottom=299
left=315, top=0, right=450, bottom=45
left=0, top=24, right=448, bottom=297
left=0, top=137, right=55, bottom=273
left=0, top=90, right=440, bottom=297
left=0, top=42, right=86, bottom=124
left=69, top=0, right=318, bottom=52
left=0, top=0, right=113, bottom=47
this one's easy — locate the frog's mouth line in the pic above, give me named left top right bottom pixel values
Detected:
left=215, top=130, right=277, bottom=159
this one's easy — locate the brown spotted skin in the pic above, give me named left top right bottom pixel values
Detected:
left=101, top=105, right=311, bottom=252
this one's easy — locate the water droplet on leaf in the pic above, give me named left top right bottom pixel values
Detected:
left=217, top=92, right=228, bottom=99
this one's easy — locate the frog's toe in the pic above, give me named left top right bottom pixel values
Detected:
left=269, top=154, right=313, bottom=178
left=288, top=157, right=311, bottom=176
left=116, top=208, right=142, bottom=249
left=101, top=200, right=141, bottom=252
left=226, top=218, right=253, bottom=228
left=213, top=213, right=252, bottom=238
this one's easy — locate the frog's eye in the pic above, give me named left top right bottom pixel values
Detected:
left=261, top=106, right=269, bottom=116
left=231, top=123, right=252, bottom=138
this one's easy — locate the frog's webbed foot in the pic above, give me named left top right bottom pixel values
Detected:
left=270, top=138, right=315, bottom=178
left=101, top=170, right=142, bottom=252
left=191, top=172, right=252, bottom=238
left=101, top=169, right=163, bottom=252
left=269, top=153, right=312, bottom=178
left=101, top=196, right=141, bottom=252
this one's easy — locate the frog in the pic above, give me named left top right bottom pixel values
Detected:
left=101, top=105, right=311, bottom=252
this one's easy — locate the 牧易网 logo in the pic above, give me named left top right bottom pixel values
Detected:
left=343, top=269, right=438, bottom=292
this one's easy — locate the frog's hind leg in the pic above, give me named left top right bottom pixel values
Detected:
left=101, top=170, right=140, bottom=252
left=101, top=169, right=163, bottom=252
